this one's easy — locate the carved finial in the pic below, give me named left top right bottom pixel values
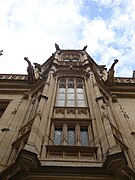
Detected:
left=0, top=50, right=3, bottom=56
left=55, top=43, right=60, bottom=51
left=83, top=45, right=87, bottom=51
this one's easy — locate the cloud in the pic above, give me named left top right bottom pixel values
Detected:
left=0, top=0, right=135, bottom=77
left=0, top=0, right=87, bottom=74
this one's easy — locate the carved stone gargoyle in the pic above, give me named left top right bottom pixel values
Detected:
left=106, top=59, right=118, bottom=86
left=24, top=57, right=35, bottom=84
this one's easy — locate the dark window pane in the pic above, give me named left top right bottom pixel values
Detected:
left=76, top=83, right=83, bottom=88
left=59, top=78, right=66, bottom=82
left=59, top=83, right=66, bottom=88
left=80, top=127, right=89, bottom=145
left=54, top=127, right=62, bottom=145
left=76, top=78, right=82, bottom=83
left=68, top=127, right=75, bottom=145
left=68, top=77, right=74, bottom=84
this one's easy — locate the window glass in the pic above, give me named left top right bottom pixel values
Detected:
left=57, top=93, right=65, bottom=99
left=77, top=100, right=85, bottom=107
left=56, top=77, right=86, bottom=107
left=67, top=100, right=75, bottom=107
left=67, top=127, right=75, bottom=145
left=80, top=127, right=89, bottom=145
left=59, top=88, right=65, bottom=93
left=76, top=88, right=83, bottom=93
left=76, top=93, right=84, bottom=100
left=52, top=124, right=90, bottom=147
left=67, top=88, right=74, bottom=93
left=67, top=93, right=75, bottom=99
left=56, top=100, right=65, bottom=106
left=54, top=127, right=62, bottom=145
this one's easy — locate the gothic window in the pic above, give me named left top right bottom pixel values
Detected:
left=51, top=123, right=90, bottom=146
left=56, top=77, right=87, bottom=107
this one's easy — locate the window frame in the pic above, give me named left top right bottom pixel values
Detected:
left=50, top=122, right=91, bottom=146
left=56, top=77, right=87, bottom=107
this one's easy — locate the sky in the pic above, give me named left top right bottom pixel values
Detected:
left=0, top=0, right=135, bottom=77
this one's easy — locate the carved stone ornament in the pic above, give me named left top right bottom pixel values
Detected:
left=78, top=109, right=87, bottom=114
left=55, top=108, right=65, bottom=114
left=67, top=108, right=76, bottom=114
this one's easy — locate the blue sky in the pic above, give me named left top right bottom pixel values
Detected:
left=0, top=0, right=135, bottom=77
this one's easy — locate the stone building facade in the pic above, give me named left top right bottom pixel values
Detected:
left=0, top=47, right=135, bottom=179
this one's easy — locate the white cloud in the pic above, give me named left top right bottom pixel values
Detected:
left=0, top=0, right=135, bottom=77
left=0, top=0, right=86, bottom=74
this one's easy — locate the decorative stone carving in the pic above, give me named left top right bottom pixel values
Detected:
left=67, top=109, right=76, bottom=114
left=55, top=108, right=65, bottom=114
left=24, top=57, right=35, bottom=84
left=33, top=63, right=42, bottom=79
left=106, top=59, right=118, bottom=86
left=78, top=109, right=87, bottom=114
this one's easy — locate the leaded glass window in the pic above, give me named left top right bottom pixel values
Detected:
left=54, top=127, right=62, bottom=145
left=80, top=127, right=89, bottom=145
left=56, top=77, right=86, bottom=107
left=51, top=124, right=90, bottom=146
left=67, top=127, right=75, bottom=145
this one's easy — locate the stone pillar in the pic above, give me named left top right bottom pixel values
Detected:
left=87, top=71, right=121, bottom=159
left=24, top=67, right=57, bottom=158
left=0, top=95, right=28, bottom=169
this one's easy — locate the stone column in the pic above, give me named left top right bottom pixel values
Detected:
left=87, top=71, right=121, bottom=159
left=24, top=67, right=57, bottom=158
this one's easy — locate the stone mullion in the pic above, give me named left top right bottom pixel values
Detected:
left=49, top=123, right=54, bottom=145
left=63, top=123, right=67, bottom=145
left=76, top=124, right=80, bottom=146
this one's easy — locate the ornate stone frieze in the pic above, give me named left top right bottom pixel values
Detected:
left=0, top=74, right=27, bottom=80
left=114, top=77, right=135, bottom=84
